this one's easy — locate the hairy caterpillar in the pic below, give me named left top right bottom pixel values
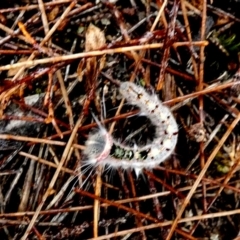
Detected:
left=83, top=82, right=178, bottom=176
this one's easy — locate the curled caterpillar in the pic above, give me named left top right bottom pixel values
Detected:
left=83, top=82, right=178, bottom=176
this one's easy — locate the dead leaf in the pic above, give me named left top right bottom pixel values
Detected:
left=48, top=6, right=59, bottom=21
left=57, top=19, right=69, bottom=31
left=78, top=24, right=106, bottom=115
left=7, top=57, right=28, bottom=77
left=85, top=23, right=106, bottom=51
left=76, top=59, right=85, bottom=82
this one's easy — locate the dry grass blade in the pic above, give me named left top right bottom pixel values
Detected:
left=1, top=1, right=240, bottom=239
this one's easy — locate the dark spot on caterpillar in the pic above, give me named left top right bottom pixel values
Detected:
left=137, top=93, right=143, bottom=99
left=111, top=144, right=125, bottom=159
left=166, top=148, right=170, bottom=151
left=167, top=115, right=170, bottom=119
left=124, top=150, right=134, bottom=160
left=160, top=141, right=163, bottom=145
left=164, top=130, right=168, bottom=135
left=173, top=131, right=178, bottom=135
left=139, top=149, right=150, bottom=160
left=151, top=109, right=155, bottom=113
left=162, top=120, right=165, bottom=124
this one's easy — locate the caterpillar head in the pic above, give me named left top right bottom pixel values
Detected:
left=84, top=127, right=113, bottom=165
